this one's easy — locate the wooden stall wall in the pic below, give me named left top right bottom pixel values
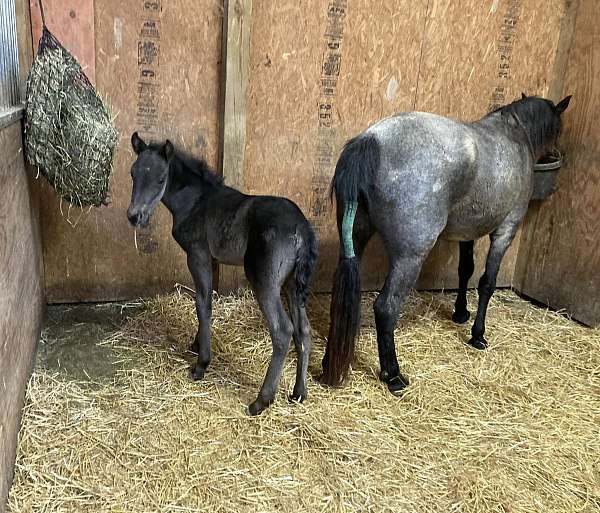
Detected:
left=239, top=0, right=567, bottom=292
left=0, top=123, right=44, bottom=513
left=30, top=0, right=222, bottom=302
left=515, top=0, right=600, bottom=327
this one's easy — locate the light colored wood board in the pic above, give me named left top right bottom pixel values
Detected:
left=516, top=0, right=600, bottom=326
left=219, top=0, right=252, bottom=294
left=0, top=123, right=44, bottom=510
left=36, top=0, right=222, bottom=302
left=413, top=0, right=566, bottom=289
left=243, top=0, right=564, bottom=292
left=244, top=0, right=426, bottom=291
left=29, top=0, right=96, bottom=83
left=514, top=0, right=580, bottom=290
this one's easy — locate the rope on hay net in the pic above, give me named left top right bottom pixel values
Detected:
left=24, top=0, right=118, bottom=208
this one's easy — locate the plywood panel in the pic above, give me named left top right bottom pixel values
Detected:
left=35, top=0, right=222, bottom=302
left=516, top=0, right=600, bottom=326
left=244, top=0, right=567, bottom=292
left=0, top=122, right=44, bottom=511
left=415, top=0, right=566, bottom=289
left=244, top=0, right=425, bottom=291
left=30, top=0, right=96, bottom=82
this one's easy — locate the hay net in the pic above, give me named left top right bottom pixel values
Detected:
left=24, top=17, right=118, bottom=208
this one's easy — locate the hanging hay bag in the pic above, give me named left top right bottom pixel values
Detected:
left=25, top=26, right=118, bottom=207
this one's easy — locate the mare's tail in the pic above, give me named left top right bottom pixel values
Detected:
left=321, top=134, right=380, bottom=386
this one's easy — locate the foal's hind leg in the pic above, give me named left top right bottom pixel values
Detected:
left=286, top=285, right=311, bottom=403
left=248, top=284, right=293, bottom=415
left=468, top=222, right=520, bottom=350
left=453, top=240, right=475, bottom=324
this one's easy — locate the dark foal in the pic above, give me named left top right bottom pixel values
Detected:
left=322, top=94, right=572, bottom=391
left=127, top=133, right=318, bottom=415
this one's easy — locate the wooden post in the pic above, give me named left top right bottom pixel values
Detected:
left=218, top=0, right=252, bottom=294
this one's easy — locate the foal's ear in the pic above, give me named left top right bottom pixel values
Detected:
left=555, top=95, right=572, bottom=114
left=162, top=140, right=175, bottom=161
left=131, top=132, right=147, bottom=154
left=521, top=92, right=527, bottom=99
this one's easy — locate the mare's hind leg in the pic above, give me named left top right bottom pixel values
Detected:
left=286, top=284, right=311, bottom=403
left=468, top=221, right=520, bottom=350
left=452, top=240, right=475, bottom=324
left=373, top=211, right=444, bottom=394
left=374, top=253, right=430, bottom=394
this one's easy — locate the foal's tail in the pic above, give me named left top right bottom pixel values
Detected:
left=321, top=134, right=379, bottom=387
left=293, top=222, right=319, bottom=307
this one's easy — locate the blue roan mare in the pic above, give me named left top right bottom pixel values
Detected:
left=322, top=94, right=572, bottom=392
left=127, top=133, right=318, bottom=415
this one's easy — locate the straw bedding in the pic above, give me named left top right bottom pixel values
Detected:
left=8, top=290, right=600, bottom=512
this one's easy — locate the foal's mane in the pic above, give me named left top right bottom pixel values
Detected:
left=149, top=142, right=223, bottom=187
left=489, top=96, right=560, bottom=154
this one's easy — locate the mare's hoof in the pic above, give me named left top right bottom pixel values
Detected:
left=247, top=400, right=266, bottom=416
left=380, top=370, right=409, bottom=395
left=387, top=375, right=409, bottom=395
left=467, top=336, right=488, bottom=350
left=188, top=365, right=206, bottom=381
left=452, top=310, right=470, bottom=324
left=288, top=391, right=307, bottom=404
left=188, top=341, right=199, bottom=354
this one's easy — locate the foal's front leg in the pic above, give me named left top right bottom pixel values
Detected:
left=186, top=248, right=213, bottom=381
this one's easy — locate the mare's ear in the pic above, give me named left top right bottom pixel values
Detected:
left=555, top=95, right=572, bottom=114
left=131, top=132, right=147, bottom=154
left=521, top=92, right=527, bottom=99
left=162, top=140, right=175, bottom=161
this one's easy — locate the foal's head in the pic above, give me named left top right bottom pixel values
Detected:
left=127, top=132, right=174, bottom=227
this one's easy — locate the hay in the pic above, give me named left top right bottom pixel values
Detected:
left=24, top=27, right=118, bottom=207
left=8, top=290, right=600, bottom=512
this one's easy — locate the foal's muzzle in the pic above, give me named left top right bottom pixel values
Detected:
left=127, top=205, right=149, bottom=227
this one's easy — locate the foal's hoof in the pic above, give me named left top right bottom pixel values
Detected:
left=188, top=365, right=206, bottom=381
left=452, top=310, right=470, bottom=324
left=247, top=400, right=267, bottom=416
left=467, top=336, right=488, bottom=350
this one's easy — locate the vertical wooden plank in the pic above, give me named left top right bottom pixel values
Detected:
left=29, top=0, right=96, bottom=83
left=515, top=0, right=600, bottom=326
left=16, top=0, right=34, bottom=98
left=0, top=123, right=44, bottom=513
left=218, top=0, right=252, bottom=294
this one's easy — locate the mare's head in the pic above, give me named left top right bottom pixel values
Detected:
left=127, top=132, right=174, bottom=227
left=502, top=93, right=572, bottom=158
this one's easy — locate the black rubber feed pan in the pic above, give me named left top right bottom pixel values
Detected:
left=532, top=150, right=563, bottom=200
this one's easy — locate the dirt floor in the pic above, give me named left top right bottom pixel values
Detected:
left=7, top=289, right=600, bottom=513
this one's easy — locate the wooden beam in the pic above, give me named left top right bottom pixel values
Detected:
left=218, top=0, right=252, bottom=294
left=15, top=0, right=34, bottom=99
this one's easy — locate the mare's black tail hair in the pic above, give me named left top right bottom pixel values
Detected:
left=322, top=134, right=380, bottom=386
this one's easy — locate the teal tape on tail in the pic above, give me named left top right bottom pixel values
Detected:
left=341, top=201, right=358, bottom=258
